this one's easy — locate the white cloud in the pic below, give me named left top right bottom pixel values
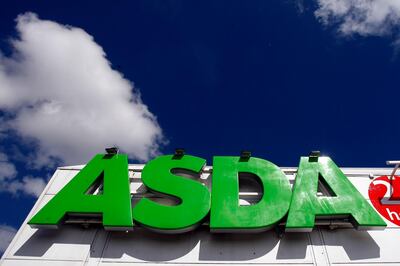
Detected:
left=0, top=153, right=45, bottom=197
left=0, top=119, right=7, bottom=140
left=0, top=153, right=17, bottom=181
left=0, top=12, right=164, bottom=167
left=314, top=0, right=400, bottom=41
left=0, top=224, right=17, bottom=256
left=6, top=176, right=46, bottom=197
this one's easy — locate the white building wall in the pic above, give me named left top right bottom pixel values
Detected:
left=0, top=165, right=399, bottom=266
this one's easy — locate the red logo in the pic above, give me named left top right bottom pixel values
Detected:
left=369, top=175, right=400, bottom=225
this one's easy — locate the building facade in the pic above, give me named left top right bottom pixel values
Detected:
left=1, top=162, right=399, bottom=266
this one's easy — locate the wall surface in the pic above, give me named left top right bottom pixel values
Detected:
left=0, top=164, right=399, bottom=266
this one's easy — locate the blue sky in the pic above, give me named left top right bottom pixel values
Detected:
left=1, top=0, right=400, bottom=253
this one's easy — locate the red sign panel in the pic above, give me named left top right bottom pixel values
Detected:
left=369, top=175, right=400, bottom=225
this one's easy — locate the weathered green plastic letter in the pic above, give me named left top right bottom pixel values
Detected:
left=28, top=154, right=133, bottom=230
left=132, top=154, right=210, bottom=233
left=210, top=156, right=292, bottom=232
left=286, top=156, right=386, bottom=232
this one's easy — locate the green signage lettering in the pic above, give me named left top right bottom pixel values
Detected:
left=28, top=152, right=387, bottom=233
left=210, top=156, right=292, bottom=232
left=132, top=155, right=211, bottom=233
left=29, top=154, right=133, bottom=230
left=285, top=156, right=386, bottom=232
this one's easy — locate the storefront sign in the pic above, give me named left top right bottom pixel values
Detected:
left=369, top=175, right=400, bottom=226
left=28, top=154, right=387, bottom=233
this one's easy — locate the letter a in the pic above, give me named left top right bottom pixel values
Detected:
left=286, top=156, right=386, bottom=232
left=29, top=154, right=133, bottom=230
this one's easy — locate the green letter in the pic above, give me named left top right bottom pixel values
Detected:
left=29, top=154, right=133, bottom=230
left=286, top=156, right=386, bottom=232
left=210, top=156, right=292, bottom=232
left=132, top=154, right=210, bottom=233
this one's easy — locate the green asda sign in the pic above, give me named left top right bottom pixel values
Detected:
left=28, top=153, right=386, bottom=233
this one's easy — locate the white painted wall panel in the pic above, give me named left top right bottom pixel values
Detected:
left=3, top=195, right=97, bottom=262
left=46, top=170, right=79, bottom=195
left=99, top=263, right=312, bottom=266
left=1, top=259, right=83, bottom=266
left=322, top=228, right=400, bottom=264
left=101, top=228, right=313, bottom=264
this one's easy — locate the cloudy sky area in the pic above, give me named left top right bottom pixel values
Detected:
left=1, top=0, right=400, bottom=255
left=314, top=0, right=400, bottom=44
left=0, top=9, right=165, bottom=254
left=0, top=13, right=164, bottom=197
